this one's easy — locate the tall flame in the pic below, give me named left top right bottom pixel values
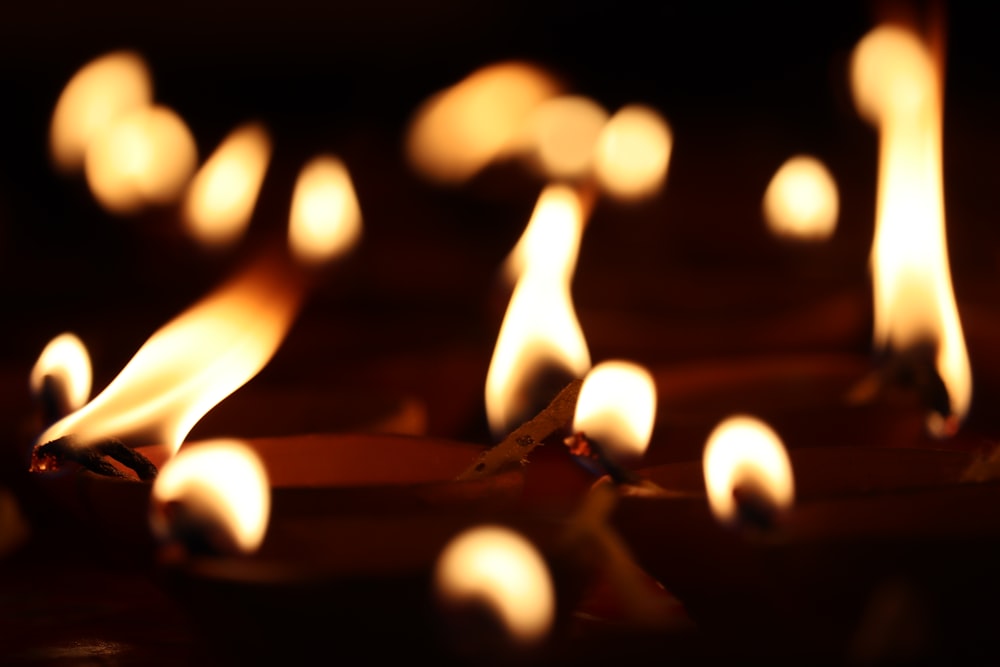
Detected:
left=572, top=360, right=656, bottom=464
left=38, top=255, right=303, bottom=455
left=287, top=155, right=363, bottom=267
left=30, top=333, right=92, bottom=414
left=486, top=185, right=591, bottom=437
left=851, top=24, right=971, bottom=435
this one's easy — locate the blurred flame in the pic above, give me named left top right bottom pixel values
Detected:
left=763, top=155, right=839, bottom=241
left=50, top=51, right=153, bottom=172
left=520, top=95, right=609, bottom=180
left=29, top=333, right=92, bottom=413
left=406, top=61, right=562, bottom=184
left=486, top=185, right=591, bottom=437
left=572, top=360, right=656, bottom=463
left=288, top=155, right=363, bottom=267
left=151, top=439, right=269, bottom=554
left=85, top=105, right=198, bottom=215
left=593, top=105, right=672, bottom=201
left=703, top=415, right=794, bottom=525
left=184, top=123, right=272, bottom=249
left=434, top=525, right=555, bottom=646
left=851, top=24, right=971, bottom=435
left=39, top=255, right=303, bottom=455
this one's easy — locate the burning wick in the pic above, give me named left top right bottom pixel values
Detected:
left=29, top=332, right=92, bottom=427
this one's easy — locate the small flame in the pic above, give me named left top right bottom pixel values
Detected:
left=519, top=95, right=609, bottom=180
left=702, top=415, right=795, bottom=525
left=851, top=24, right=971, bottom=434
left=406, top=61, right=562, bottom=185
left=39, top=255, right=303, bottom=455
left=763, top=155, right=839, bottom=241
left=434, top=525, right=555, bottom=646
left=150, top=439, right=269, bottom=555
left=593, top=105, right=672, bottom=201
left=486, top=185, right=591, bottom=437
left=287, top=155, right=363, bottom=267
left=50, top=51, right=153, bottom=173
left=84, top=105, right=198, bottom=215
left=29, top=333, right=92, bottom=414
left=572, top=360, right=656, bottom=463
left=183, top=123, right=272, bottom=249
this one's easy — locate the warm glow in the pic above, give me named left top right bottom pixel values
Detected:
left=572, top=360, right=656, bottom=463
left=287, top=155, right=363, bottom=266
left=486, top=185, right=591, bottom=437
left=29, top=333, right=92, bottom=413
left=434, top=525, right=555, bottom=646
left=763, top=155, right=839, bottom=240
left=50, top=51, right=153, bottom=172
left=703, top=415, right=795, bottom=525
left=851, top=24, right=971, bottom=435
left=84, top=106, right=198, bottom=215
left=150, top=439, right=270, bottom=554
left=183, top=123, right=272, bottom=248
left=406, top=61, right=562, bottom=184
left=520, top=95, right=609, bottom=180
left=593, top=105, right=672, bottom=201
left=38, top=255, right=303, bottom=455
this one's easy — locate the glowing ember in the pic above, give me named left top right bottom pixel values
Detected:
left=151, top=439, right=269, bottom=555
left=851, top=23, right=971, bottom=435
left=183, top=122, right=272, bottom=249
left=434, top=525, right=555, bottom=646
left=520, top=95, right=609, bottom=180
left=29, top=333, right=92, bottom=414
left=572, top=360, right=656, bottom=464
left=50, top=51, right=153, bottom=172
left=763, top=155, right=839, bottom=241
left=703, top=415, right=794, bottom=525
left=593, top=105, right=672, bottom=201
left=287, top=155, right=363, bottom=267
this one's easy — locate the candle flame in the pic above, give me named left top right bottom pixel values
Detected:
left=406, top=61, right=562, bottom=185
left=29, top=333, right=92, bottom=414
left=150, top=439, right=270, bottom=555
left=703, top=415, right=795, bottom=525
left=572, top=360, right=656, bottom=463
left=486, top=185, right=591, bottom=437
left=763, top=155, right=839, bottom=241
left=287, top=155, right=363, bottom=267
left=434, top=525, right=555, bottom=646
left=38, top=254, right=303, bottom=455
left=50, top=51, right=153, bottom=172
left=851, top=24, right=971, bottom=435
left=519, top=95, right=609, bottom=180
left=183, top=122, right=272, bottom=249
left=593, top=105, right=673, bottom=201
left=84, top=105, right=198, bottom=215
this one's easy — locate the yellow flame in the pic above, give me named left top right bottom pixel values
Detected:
left=519, top=95, right=609, bottom=180
left=29, top=333, right=92, bottom=413
left=39, top=255, right=303, bottom=455
left=702, top=415, right=795, bottom=525
left=763, top=155, right=839, bottom=241
left=287, top=155, right=363, bottom=267
left=183, top=123, right=272, bottom=249
left=851, top=24, right=971, bottom=435
left=434, top=525, right=555, bottom=646
left=486, top=185, right=591, bottom=437
left=150, top=439, right=270, bottom=554
left=84, top=105, right=198, bottom=215
left=593, top=105, right=672, bottom=201
left=572, top=360, right=656, bottom=462
left=406, top=61, right=562, bottom=184
left=50, top=51, right=153, bottom=173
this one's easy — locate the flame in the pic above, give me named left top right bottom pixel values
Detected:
left=150, top=439, right=270, bottom=554
left=287, top=155, right=363, bottom=267
left=85, top=105, right=198, bottom=215
left=486, top=185, right=591, bottom=437
left=851, top=24, right=971, bottom=435
left=183, top=123, right=272, bottom=249
left=593, top=105, right=672, bottom=201
left=434, top=525, right=555, bottom=646
left=406, top=61, right=562, bottom=184
left=702, top=415, right=795, bottom=525
left=38, top=255, right=303, bottom=455
left=572, top=360, right=656, bottom=463
left=763, top=155, right=839, bottom=241
left=50, top=51, right=153, bottom=172
left=519, top=95, right=609, bottom=180
left=29, top=333, right=92, bottom=413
